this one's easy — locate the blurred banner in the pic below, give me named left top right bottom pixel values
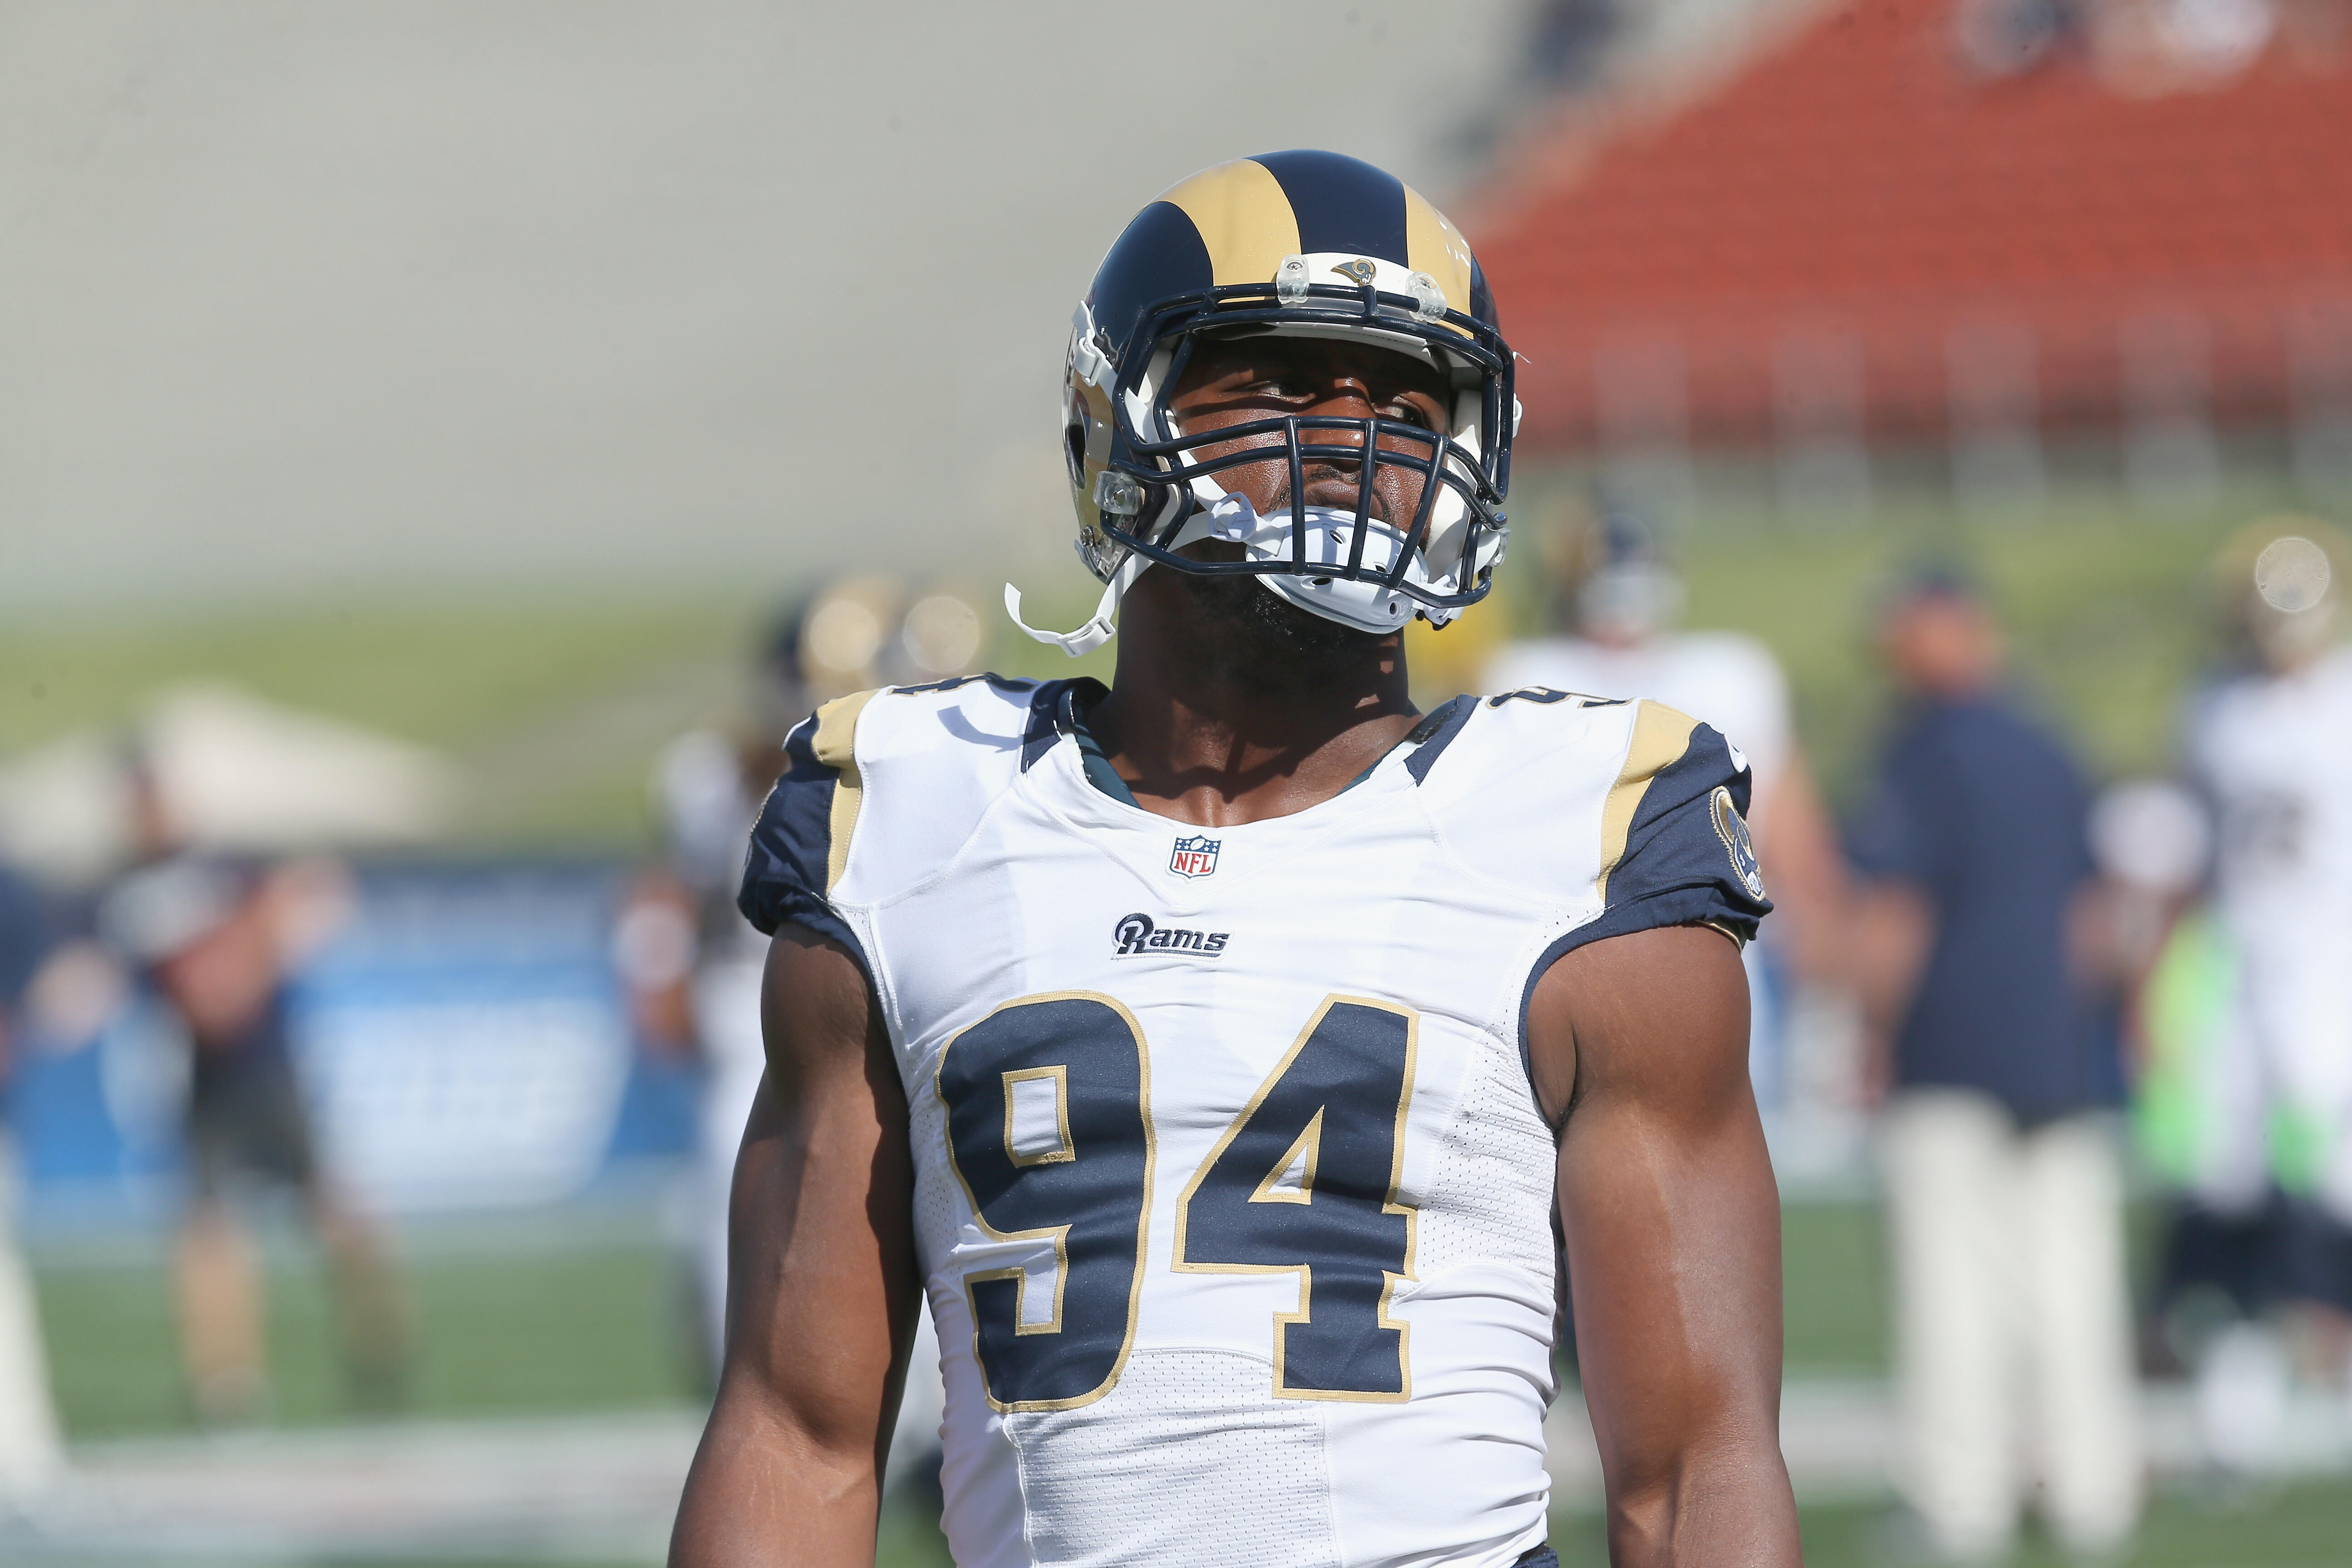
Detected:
left=12, top=862, right=694, bottom=1221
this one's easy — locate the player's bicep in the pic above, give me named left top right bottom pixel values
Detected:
left=715, top=923, right=919, bottom=1459
left=1530, top=926, right=1787, bottom=1519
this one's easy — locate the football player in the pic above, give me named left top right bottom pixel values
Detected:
left=671, top=152, right=1798, bottom=1568
left=2178, top=519, right=2352, bottom=1424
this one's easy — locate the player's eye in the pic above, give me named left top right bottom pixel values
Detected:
left=1247, top=374, right=1313, bottom=400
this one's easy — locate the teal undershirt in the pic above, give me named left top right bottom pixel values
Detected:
left=1069, top=703, right=1144, bottom=806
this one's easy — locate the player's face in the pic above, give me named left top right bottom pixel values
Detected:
left=1165, top=335, right=1452, bottom=529
left=2250, top=598, right=2337, bottom=673
left=1882, top=593, right=2002, bottom=697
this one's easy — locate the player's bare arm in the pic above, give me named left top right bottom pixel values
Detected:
left=1529, top=926, right=1802, bottom=1566
left=668, top=925, right=920, bottom=1568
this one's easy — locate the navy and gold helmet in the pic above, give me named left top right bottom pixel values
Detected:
left=1008, top=150, right=1516, bottom=655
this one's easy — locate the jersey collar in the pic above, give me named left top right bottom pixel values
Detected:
left=1022, top=677, right=1476, bottom=811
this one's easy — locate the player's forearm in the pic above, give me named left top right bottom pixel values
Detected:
left=669, top=1397, right=882, bottom=1568
left=1602, top=1431, right=1802, bottom=1567
left=1580, top=1250, right=1798, bottom=1566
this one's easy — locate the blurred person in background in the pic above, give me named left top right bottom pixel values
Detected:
left=97, top=762, right=409, bottom=1426
left=2081, top=778, right=2284, bottom=1465
left=1845, top=567, right=2141, bottom=1562
left=623, top=579, right=970, bottom=1472
left=0, top=860, right=64, bottom=1507
left=623, top=600, right=825, bottom=1377
left=2169, top=518, right=2352, bottom=1456
left=1485, top=495, right=1850, bottom=1108
left=624, top=740, right=775, bottom=1381
left=629, top=585, right=900, bottom=1373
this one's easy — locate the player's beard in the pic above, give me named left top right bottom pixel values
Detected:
left=1169, top=563, right=1383, bottom=677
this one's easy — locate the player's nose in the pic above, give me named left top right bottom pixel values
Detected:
left=1298, top=379, right=1374, bottom=467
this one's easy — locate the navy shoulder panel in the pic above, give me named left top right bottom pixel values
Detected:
left=1019, top=676, right=1108, bottom=771
left=1402, top=695, right=1478, bottom=784
left=736, top=694, right=872, bottom=974
left=1556, top=706, right=1771, bottom=960
left=1514, top=707, right=1773, bottom=1103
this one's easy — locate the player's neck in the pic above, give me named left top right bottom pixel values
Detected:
left=1086, top=571, right=1419, bottom=829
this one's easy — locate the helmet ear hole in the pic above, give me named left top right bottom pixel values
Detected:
left=1064, top=421, right=1087, bottom=486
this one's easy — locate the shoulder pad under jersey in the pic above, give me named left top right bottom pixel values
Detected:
left=1419, top=688, right=1771, bottom=950
left=737, top=674, right=1050, bottom=960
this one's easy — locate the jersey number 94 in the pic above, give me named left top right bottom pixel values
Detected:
left=935, top=992, right=1419, bottom=1411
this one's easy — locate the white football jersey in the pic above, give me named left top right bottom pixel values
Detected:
left=740, top=676, right=1767, bottom=1568
left=2187, top=646, right=2352, bottom=931
left=2182, top=646, right=2352, bottom=1222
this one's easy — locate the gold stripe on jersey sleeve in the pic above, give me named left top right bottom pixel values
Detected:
left=1401, top=184, right=1475, bottom=334
left=810, top=687, right=882, bottom=895
left=1594, top=700, right=1699, bottom=905
left=1162, top=159, right=1302, bottom=287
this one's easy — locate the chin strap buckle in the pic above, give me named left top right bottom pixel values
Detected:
left=1005, top=579, right=1117, bottom=657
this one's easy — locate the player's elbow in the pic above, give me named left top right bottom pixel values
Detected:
left=1603, top=1426, right=1799, bottom=1567
left=672, top=1395, right=884, bottom=1568
left=706, top=1359, right=892, bottom=1480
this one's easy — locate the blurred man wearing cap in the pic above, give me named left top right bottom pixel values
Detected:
left=1846, top=569, right=2139, bottom=1562
left=2177, top=519, right=2352, bottom=1431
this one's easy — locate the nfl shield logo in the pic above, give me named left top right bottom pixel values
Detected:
left=1168, top=834, right=1221, bottom=878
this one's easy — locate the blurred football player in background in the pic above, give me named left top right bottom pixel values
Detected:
left=622, top=578, right=975, bottom=1474
left=97, top=761, right=409, bottom=1426
left=2171, top=518, right=2352, bottom=1457
left=1485, top=497, right=1850, bottom=1110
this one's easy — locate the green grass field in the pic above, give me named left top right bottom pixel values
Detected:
left=31, top=1201, right=2352, bottom=1566
left=1552, top=1485, right=2352, bottom=1568
left=1496, top=472, right=2320, bottom=807
left=4, top=478, right=2326, bottom=850
left=872, top=1494, right=2352, bottom=1568
left=26, top=1205, right=1885, bottom=1442
left=32, top=1220, right=704, bottom=1437
left=285, top=1485, right=2352, bottom=1568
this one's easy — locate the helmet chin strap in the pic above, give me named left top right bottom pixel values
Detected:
left=1004, top=493, right=1255, bottom=656
left=1004, top=557, right=1140, bottom=657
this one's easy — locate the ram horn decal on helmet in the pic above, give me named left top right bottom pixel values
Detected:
left=1009, top=149, right=1514, bottom=654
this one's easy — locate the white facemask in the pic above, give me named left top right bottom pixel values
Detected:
left=1005, top=491, right=1446, bottom=656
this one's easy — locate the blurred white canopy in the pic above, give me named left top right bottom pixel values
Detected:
left=0, top=1, right=1522, bottom=610
left=0, top=684, right=454, bottom=882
